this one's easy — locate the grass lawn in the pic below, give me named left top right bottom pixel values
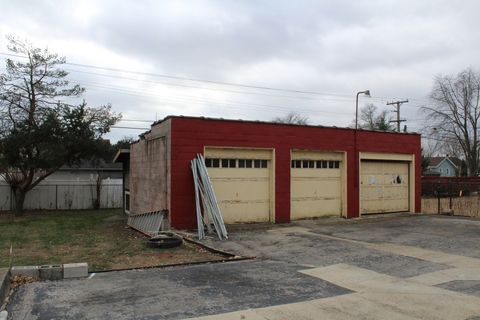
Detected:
left=0, top=209, right=225, bottom=271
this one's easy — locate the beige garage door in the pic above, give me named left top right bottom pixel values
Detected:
left=205, top=148, right=272, bottom=224
left=360, top=161, right=409, bottom=214
left=291, top=151, right=343, bottom=219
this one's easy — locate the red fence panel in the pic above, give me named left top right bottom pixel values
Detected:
left=422, top=176, right=480, bottom=196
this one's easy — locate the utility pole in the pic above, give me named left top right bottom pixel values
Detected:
left=387, top=99, right=408, bottom=132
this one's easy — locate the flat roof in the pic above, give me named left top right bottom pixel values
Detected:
left=146, top=115, right=420, bottom=136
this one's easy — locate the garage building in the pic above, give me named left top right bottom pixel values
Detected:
left=126, top=116, right=421, bottom=230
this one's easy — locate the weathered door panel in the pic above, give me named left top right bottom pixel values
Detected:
left=205, top=148, right=272, bottom=224
left=291, top=152, right=343, bottom=219
left=208, top=168, right=270, bottom=223
left=360, top=161, right=409, bottom=214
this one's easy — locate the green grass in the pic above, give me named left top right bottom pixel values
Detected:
left=0, top=209, right=222, bottom=271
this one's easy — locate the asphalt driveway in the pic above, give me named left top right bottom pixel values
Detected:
left=8, top=214, right=480, bottom=319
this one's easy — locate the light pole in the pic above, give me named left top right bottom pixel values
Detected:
left=355, top=90, right=371, bottom=130
left=354, top=90, right=370, bottom=218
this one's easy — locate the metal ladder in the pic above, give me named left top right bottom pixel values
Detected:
left=127, top=209, right=168, bottom=237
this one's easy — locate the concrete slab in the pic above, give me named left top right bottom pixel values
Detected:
left=255, top=294, right=421, bottom=320
left=307, top=215, right=480, bottom=259
left=191, top=289, right=480, bottom=320
left=187, top=310, right=268, bottom=320
left=191, top=263, right=480, bottom=320
left=409, top=267, right=480, bottom=286
left=436, top=280, right=480, bottom=298
left=367, top=242, right=480, bottom=268
left=8, top=260, right=351, bottom=320
left=207, top=226, right=450, bottom=278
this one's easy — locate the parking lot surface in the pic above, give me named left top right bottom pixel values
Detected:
left=9, top=214, right=480, bottom=319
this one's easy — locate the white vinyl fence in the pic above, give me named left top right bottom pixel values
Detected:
left=0, top=179, right=123, bottom=211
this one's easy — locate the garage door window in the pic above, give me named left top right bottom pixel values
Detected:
left=291, top=160, right=302, bottom=168
left=303, top=160, right=315, bottom=168
left=293, top=159, right=340, bottom=169
left=207, top=158, right=268, bottom=169
left=221, top=159, right=236, bottom=168
left=205, top=158, right=220, bottom=168
left=253, top=159, right=268, bottom=168
left=239, top=159, right=252, bottom=168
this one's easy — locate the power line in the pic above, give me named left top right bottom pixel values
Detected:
left=0, top=52, right=432, bottom=104
left=0, top=52, right=355, bottom=98
left=0, top=52, right=433, bottom=131
left=118, top=119, right=154, bottom=123
left=69, top=78, right=355, bottom=118
left=66, top=67, right=431, bottom=104
left=111, top=125, right=149, bottom=130
left=66, top=68, right=325, bottom=101
left=420, top=132, right=462, bottom=143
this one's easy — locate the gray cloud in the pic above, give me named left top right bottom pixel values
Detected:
left=1, top=0, right=480, bottom=140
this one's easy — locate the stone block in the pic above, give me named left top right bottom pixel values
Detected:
left=63, top=263, right=88, bottom=279
left=39, top=265, right=63, bottom=281
left=10, top=266, right=39, bottom=280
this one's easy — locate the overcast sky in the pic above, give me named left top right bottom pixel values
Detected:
left=1, top=0, right=479, bottom=142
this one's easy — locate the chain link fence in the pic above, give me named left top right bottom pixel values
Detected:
left=0, top=181, right=122, bottom=211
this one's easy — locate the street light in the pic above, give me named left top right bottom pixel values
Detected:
left=354, top=90, right=370, bottom=218
left=355, top=90, right=371, bottom=130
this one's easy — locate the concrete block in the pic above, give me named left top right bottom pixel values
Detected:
left=63, top=263, right=88, bottom=279
left=39, top=265, right=63, bottom=281
left=10, top=266, right=39, bottom=280
left=0, top=310, right=7, bottom=320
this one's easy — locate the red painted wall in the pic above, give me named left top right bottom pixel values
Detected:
left=169, top=116, right=421, bottom=229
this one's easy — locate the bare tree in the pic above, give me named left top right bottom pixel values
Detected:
left=272, top=112, right=309, bottom=125
left=355, top=104, right=394, bottom=131
left=421, top=68, right=480, bottom=176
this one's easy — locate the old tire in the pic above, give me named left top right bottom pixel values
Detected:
left=146, top=237, right=183, bottom=249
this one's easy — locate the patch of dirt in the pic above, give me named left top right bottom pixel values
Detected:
left=101, top=241, right=226, bottom=271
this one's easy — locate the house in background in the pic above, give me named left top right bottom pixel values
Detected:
left=43, top=160, right=123, bottom=183
left=0, top=160, right=123, bottom=185
left=425, top=156, right=462, bottom=177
